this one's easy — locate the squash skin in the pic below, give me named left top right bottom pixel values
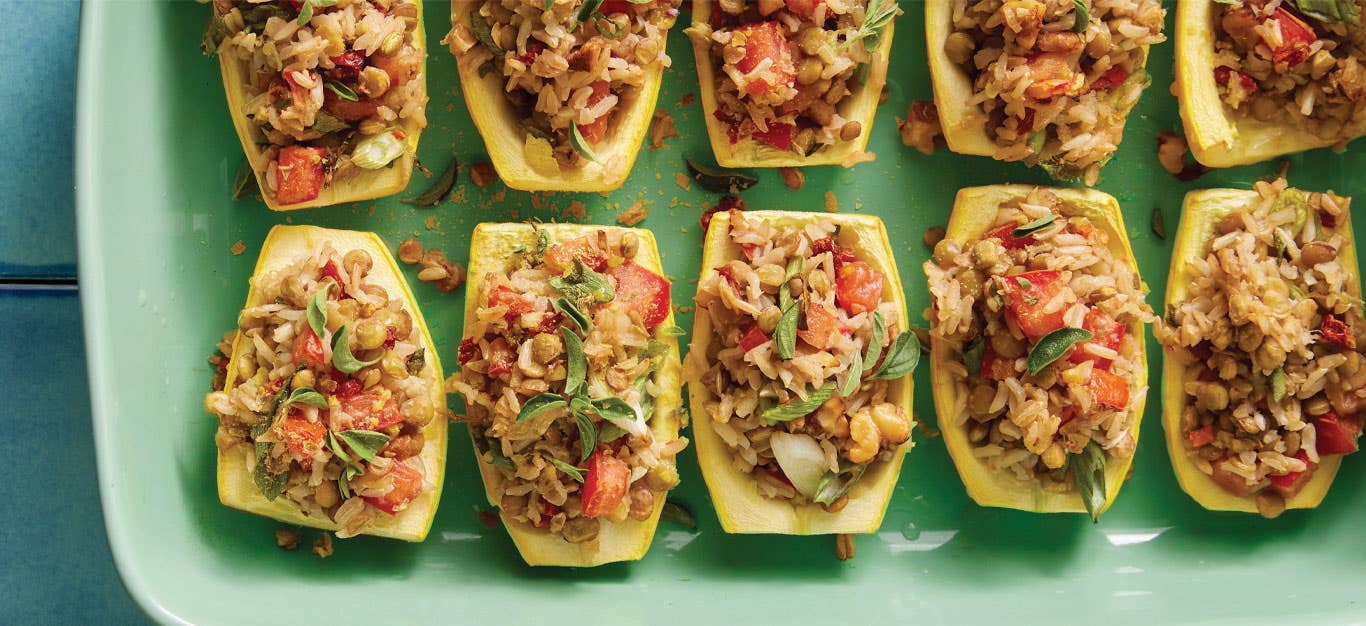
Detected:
left=460, top=223, right=684, bottom=566
left=212, top=3, right=427, bottom=211
left=925, top=0, right=1152, bottom=167
left=689, top=1, right=895, bottom=168
left=217, top=225, right=448, bottom=542
left=930, top=186, right=1146, bottom=514
left=1162, top=189, right=1358, bottom=512
left=1174, top=0, right=1363, bottom=167
left=448, top=5, right=666, bottom=192
left=689, top=211, right=913, bottom=534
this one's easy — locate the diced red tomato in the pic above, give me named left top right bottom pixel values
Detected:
left=1000, top=270, right=1071, bottom=342
left=292, top=326, right=327, bottom=368
left=532, top=500, right=561, bottom=528
left=334, top=378, right=363, bottom=399
left=319, top=260, right=349, bottom=297
left=329, top=51, right=365, bottom=80
left=607, top=261, right=672, bottom=331
left=533, top=311, right=564, bottom=335
left=1069, top=307, right=1125, bottom=369
left=979, top=347, right=1016, bottom=380
left=1269, top=450, right=1313, bottom=494
left=517, top=43, right=545, bottom=65
left=835, top=261, right=884, bottom=316
left=543, top=235, right=608, bottom=275
left=1087, top=369, right=1129, bottom=409
left=752, top=122, right=796, bottom=150
left=486, top=337, right=516, bottom=377
left=487, top=285, right=532, bottom=321
left=339, top=391, right=404, bottom=431
left=581, top=451, right=630, bottom=518
left=458, top=338, right=479, bottom=366
left=274, top=146, right=327, bottom=205
left=1266, top=7, right=1317, bottom=67
left=281, top=417, right=326, bottom=467
left=364, top=459, right=425, bottom=515
left=785, top=0, right=826, bottom=19
left=734, top=22, right=795, bottom=97
left=1090, top=66, right=1129, bottom=91
left=576, top=81, right=612, bottom=145
left=812, top=237, right=857, bottom=270
left=984, top=222, right=1036, bottom=250
left=1315, top=412, right=1361, bottom=455
left=798, top=301, right=846, bottom=350
left=1024, top=52, right=1082, bottom=100
left=1320, top=314, right=1356, bottom=350
left=739, top=324, right=770, bottom=352
left=1188, top=425, right=1215, bottom=448
left=1214, top=65, right=1258, bottom=93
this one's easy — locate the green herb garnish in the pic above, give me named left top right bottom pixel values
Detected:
left=875, top=331, right=921, bottom=379
left=1012, top=215, right=1057, bottom=239
left=550, top=258, right=615, bottom=304
left=845, top=0, right=899, bottom=51
left=231, top=159, right=258, bottom=200
left=470, top=12, right=505, bottom=59
left=1271, top=367, right=1287, bottom=403
left=762, top=383, right=837, bottom=424
left=1026, top=327, right=1093, bottom=375
left=306, top=282, right=330, bottom=339
left=1071, top=0, right=1090, bottom=33
left=1071, top=441, right=1108, bottom=523
left=562, top=327, right=587, bottom=395
left=335, top=429, right=389, bottom=462
left=330, top=325, right=382, bottom=374
left=325, top=80, right=357, bottom=102
left=963, top=336, right=985, bottom=377
left=548, top=456, right=586, bottom=482
left=516, top=392, right=569, bottom=423
left=813, top=463, right=870, bottom=505
left=686, top=158, right=759, bottom=194
left=401, top=155, right=459, bottom=207
left=285, top=387, right=328, bottom=409
left=569, top=121, right=599, bottom=163
left=774, top=302, right=800, bottom=360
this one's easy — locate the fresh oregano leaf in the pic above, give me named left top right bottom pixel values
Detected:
left=285, top=387, right=328, bottom=409
left=231, top=158, right=258, bottom=200
left=561, top=327, right=587, bottom=395
left=590, top=396, right=637, bottom=422
left=547, top=456, right=585, bottom=483
left=516, top=392, right=568, bottom=423
left=336, top=429, right=390, bottom=462
left=330, top=325, right=382, bottom=374
left=326, top=431, right=355, bottom=468
left=775, top=302, right=799, bottom=360
left=1071, top=441, right=1108, bottom=523
left=865, top=311, right=887, bottom=370
left=1012, top=215, right=1057, bottom=239
left=470, top=11, right=505, bottom=59
left=598, top=421, right=628, bottom=443
left=1288, top=0, right=1359, bottom=22
left=762, top=383, right=836, bottom=424
left=875, top=331, right=920, bottom=379
left=840, top=350, right=864, bottom=397
left=1026, top=327, right=1093, bottom=375
left=306, top=282, right=330, bottom=340
left=550, top=258, right=615, bottom=304
left=574, top=411, right=597, bottom=462
left=556, top=297, right=592, bottom=333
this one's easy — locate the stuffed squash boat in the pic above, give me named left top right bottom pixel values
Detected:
left=686, top=0, right=897, bottom=168
left=1157, top=180, right=1364, bottom=517
left=445, top=0, right=680, bottom=191
left=685, top=210, right=916, bottom=535
left=925, top=186, right=1152, bottom=519
left=926, top=0, right=1166, bottom=184
left=203, top=0, right=428, bottom=210
left=449, top=224, right=687, bottom=566
left=205, top=226, right=447, bottom=541
left=1176, top=0, right=1366, bottom=168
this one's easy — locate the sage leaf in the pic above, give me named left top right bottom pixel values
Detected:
left=561, top=327, right=587, bottom=395
left=686, top=158, right=758, bottom=194
left=762, top=383, right=836, bottom=424
left=550, top=258, right=615, bottom=304
left=1071, top=441, right=1108, bottom=523
left=1071, top=0, right=1089, bottom=32
left=865, top=311, right=887, bottom=371
left=231, top=159, right=258, bottom=200
left=336, top=429, right=390, bottom=462
left=1288, top=0, right=1359, bottom=22
left=813, top=463, right=869, bottom=505
left=556, top=297, right=592, bottom=333
left=574, top=411, right=597, bottom=462
left=405, top=348, right=426, bottom=376
left=285, top=387, right=328, bottom=409
left=401, top=155, right=459, bottom=207
left=311, top=110, right=350, bottom=134
left=1026, top=327, right=1093, bottom=375
left=470, top=12, right=505, bottom=58
left=1012, top=215, right=1057, bottom=239
left=326, top=432, right=355, bottom=468
left=547, top=456, right=585, bottom=483
left=330, top=325, right=382, bottom=374
left=840, top=350, right=864, bottom=397
left=590, top=396, right=637, bottom=422
left=306, top=282, right=330, bottom=340
left=1271, top=367, right=1287, bottom=403
left=774, top=302, right=799, bottom=360
left=963, top=336, right=985, bottom=377
left=661, top=500, right=698, bottom=530
left=569, top=121, right=599, bottom=163
left=516, top=392, right=568, bottom=423
left=253, top=461, right=288, bottom=501
left=875, top=331, right=920, bottom=379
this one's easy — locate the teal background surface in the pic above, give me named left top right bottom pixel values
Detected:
left=67, top=0, right=1366, bottom=624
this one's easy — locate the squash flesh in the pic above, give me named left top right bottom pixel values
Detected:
left=460, top=223, right=684, bottom=566
left=688, top=1, right=894, bottom=168
left=1175, top=0, right=1363, bottom=167
left=689, top=211, right=913, bottom=534
left=213, top=3, right=427, bottom=211
left=930, top=186, right=1146, bottom=514
left=216, top=225, right=448, bottom=542
left=448, top=3, right=668, bottom=192
left=1162, top=189, right=1358, bottom=512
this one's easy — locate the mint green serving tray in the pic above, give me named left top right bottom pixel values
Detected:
left=78, top=1, right=1366, bottom=624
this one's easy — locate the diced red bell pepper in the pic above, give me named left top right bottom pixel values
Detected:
left=274, top=145, right=327, bottom=205
left=1269, top=449, right=1313, bottom=494
left=1000, top=270, right=1070, bottom=342
left=607, top=261, right=672, bottom=331
left=739, top=324, right=770, bottom=352
left=281, top=417, right=327, bottom=466
left=581, top=451, right=630, bottom=518
left=329, top=51, right=366, bottom=80
left=1188, top=424, right=1216, bottom=448
left=1090, top=66, right=1129, bottom=90
left=1069, top=307, right=1125, bottom=369
left=1266, top=7, right=1317, bottom=67
left=812, top=237, right=858, bottom=270
left=1087, top=369, right=1129, bottom=409
left=364, top=459, right=425, bottom=515
left=334, top=378, right=363, bottom=399
left=1320, top=314, right=1356, bottom=350
left=835, top=261, right=884, bottom=316
left=487, top=285, right=533, bottom=321
left=340, top=391, right=404, bottom=431
left=798, top=301, right=846, bottom=350
left=576, top=81, right=612, bottom=145
left=1315, top=412, right=1361, bottom=455
left=734, top=21, right=795, bottom=97
left=1214, top=65, right=1258, bottom=93
left=292, top=326, right=327, bottom=368
left=543, top=235, right=608, bottom=275
left=486, top=338, right=517, bottom=377
left=752, top=122, right=795, bottom=150
left=532, top=500, right=561, bottom=528
left=785, top=0, right=826, bottom=19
